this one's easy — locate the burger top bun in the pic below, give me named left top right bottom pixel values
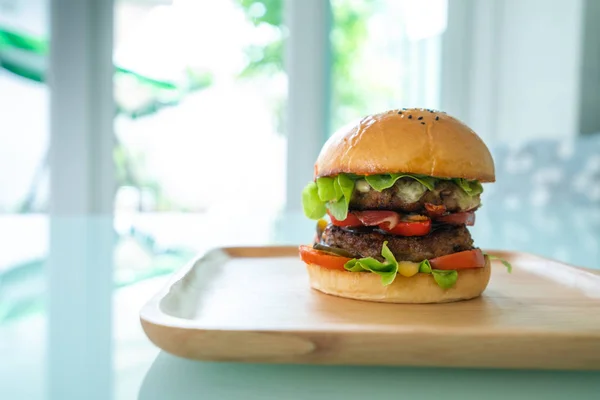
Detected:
left=315, top=109, right=495, bottom=182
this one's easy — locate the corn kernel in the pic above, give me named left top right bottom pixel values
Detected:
left=398, top=261, right=419, bottom=277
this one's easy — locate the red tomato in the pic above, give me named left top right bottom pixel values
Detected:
left=328, top=211, right=363, bottom=227
left=328, top=210, right=433, bottom=237
left=353, top=210, right=432, bottom=236
left=429, top=249, right=485, bottom=270
left=379, top=220, right=431, bottom=236
left=335, top=210, right=432, bottom=237
left=299, top=245, right=351, bottom=271
left=436, top=211, right=476, bottom=226
left=353, top=210, right=400, bottom=228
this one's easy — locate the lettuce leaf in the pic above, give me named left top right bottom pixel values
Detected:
left=304, top=174, right=355, bottom=220
left=336, top=174, right=355, bottom=201
left=302, top=173, right=482, bottom=220
left=454, top=178, right=483, bottom=196
left=485, top=254, right=513, bottom=273
left=365, top=173, right=436, bottom=191
left=431, top=269, right=458, bottom=289
left=327, top=174, right=355, bottom=221
left=326, top=201, right=346, bottom=221
left=418, top=259, right=432, bottom=273
left=344, top=241, right=398, bottom=285
left=301, top=182, right=327, bottom=219
left=316, top=177, right=337, bottom=202
left=343, top=244, right=461, bottom=289
left=417, top=259, right=457, bottom=288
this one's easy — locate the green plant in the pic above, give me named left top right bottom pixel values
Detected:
left=236, top=0, right=380, bottom=135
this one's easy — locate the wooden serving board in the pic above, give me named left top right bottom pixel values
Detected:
left=140, top=247, right=600, bottom=370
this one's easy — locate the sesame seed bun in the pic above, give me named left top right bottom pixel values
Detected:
left=315, top=109, right=495, bottom=182
left=306, top=257, right=492, bottom=304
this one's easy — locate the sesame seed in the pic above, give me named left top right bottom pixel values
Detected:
left=398, top=111, right=402, bottom=114
left=418, top=116, right=423, bottom=120
left=421, top=122, right=425, bottom=125
left=408, top=115, right=412, bottom=119
left=435, top=116, right=439, bottom=121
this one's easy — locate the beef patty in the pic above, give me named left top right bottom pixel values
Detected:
left=321, top=224, right=474, bottom=262
left=350, top=179, right=480, bottom=214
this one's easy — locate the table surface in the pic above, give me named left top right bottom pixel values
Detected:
left=1, top=195, right=600, bottom=399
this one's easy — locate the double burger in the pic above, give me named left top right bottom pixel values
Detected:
left=299, top=108, right=506, bottom=304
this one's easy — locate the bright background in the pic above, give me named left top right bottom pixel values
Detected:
left=1, top=0, right=600, bottom=399
left=2, top=0, right=599, bottom=216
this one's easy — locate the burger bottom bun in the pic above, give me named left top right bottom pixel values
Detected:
left=305, top=257, right=491, bottom=304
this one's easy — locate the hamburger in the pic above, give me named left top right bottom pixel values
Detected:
left=299, top=108, right=507, bottom=304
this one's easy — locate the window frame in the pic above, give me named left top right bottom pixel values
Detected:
left=48, top=1, right=114, bottom=399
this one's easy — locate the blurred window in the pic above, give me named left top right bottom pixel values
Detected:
left=0, top=0, right=449, bottom=215
left=330, top=0, right=447, bottom=132
left=0, top=0, right=49, bottom=213
left=113, top=0, right=287, bottom=214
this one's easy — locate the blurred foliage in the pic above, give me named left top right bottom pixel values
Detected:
left=236, top=0, right=379, bottom=134
left=236, top=0, right=286, bottom=135
left=237, top=0, right=285, bottom=77
left=114, top=142, right=177, bottom=211
left=329, top=0, right=378, bottom=131
left=7, top=0, right=385, bottom=213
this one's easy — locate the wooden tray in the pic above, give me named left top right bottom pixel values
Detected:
left=140, top=246, right=600, bottom=370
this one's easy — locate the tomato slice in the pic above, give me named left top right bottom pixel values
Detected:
left=353, top=210, right=400, bottom=228
left=378, top=220, right=431, bottom=236
left=353, top=211, right=431, bottom=236
left=328, top=210, right=432, bottom=236
left=436, top=211, right=475, bottom=226
left=299, top=245, right=351, bottom=271
left=429, top=249, right=485, bottom=270
left=328, top=211, right=362, bottom=227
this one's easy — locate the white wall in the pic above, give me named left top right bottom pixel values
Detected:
left=442, top=0, right=586, bottom=144
left=496, top=0, right=584, bottom=142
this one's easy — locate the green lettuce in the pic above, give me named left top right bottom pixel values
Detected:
left=431, top=270, right=458, bottom=289
left=365, top=173, right=436, bottom=191
left=300, top=174, right=355, bottom=221
left=344, top=241, right=398, bottom=285
left=418, top=259, right=432, bottom=273
left=316, top=177, right=337, bottom=201
left=417, top=259, right=458, bottom=288
left=325, top=174, right=355, bottom=221
left=485, top=254, right=513, bottom=273
left=343, top=243, right=460, bottom=289
left=453, top=178, right=483, bottom=196
left=301, top=173, right=482, bottom=220
left=301, top=182, right=327, bottom=219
